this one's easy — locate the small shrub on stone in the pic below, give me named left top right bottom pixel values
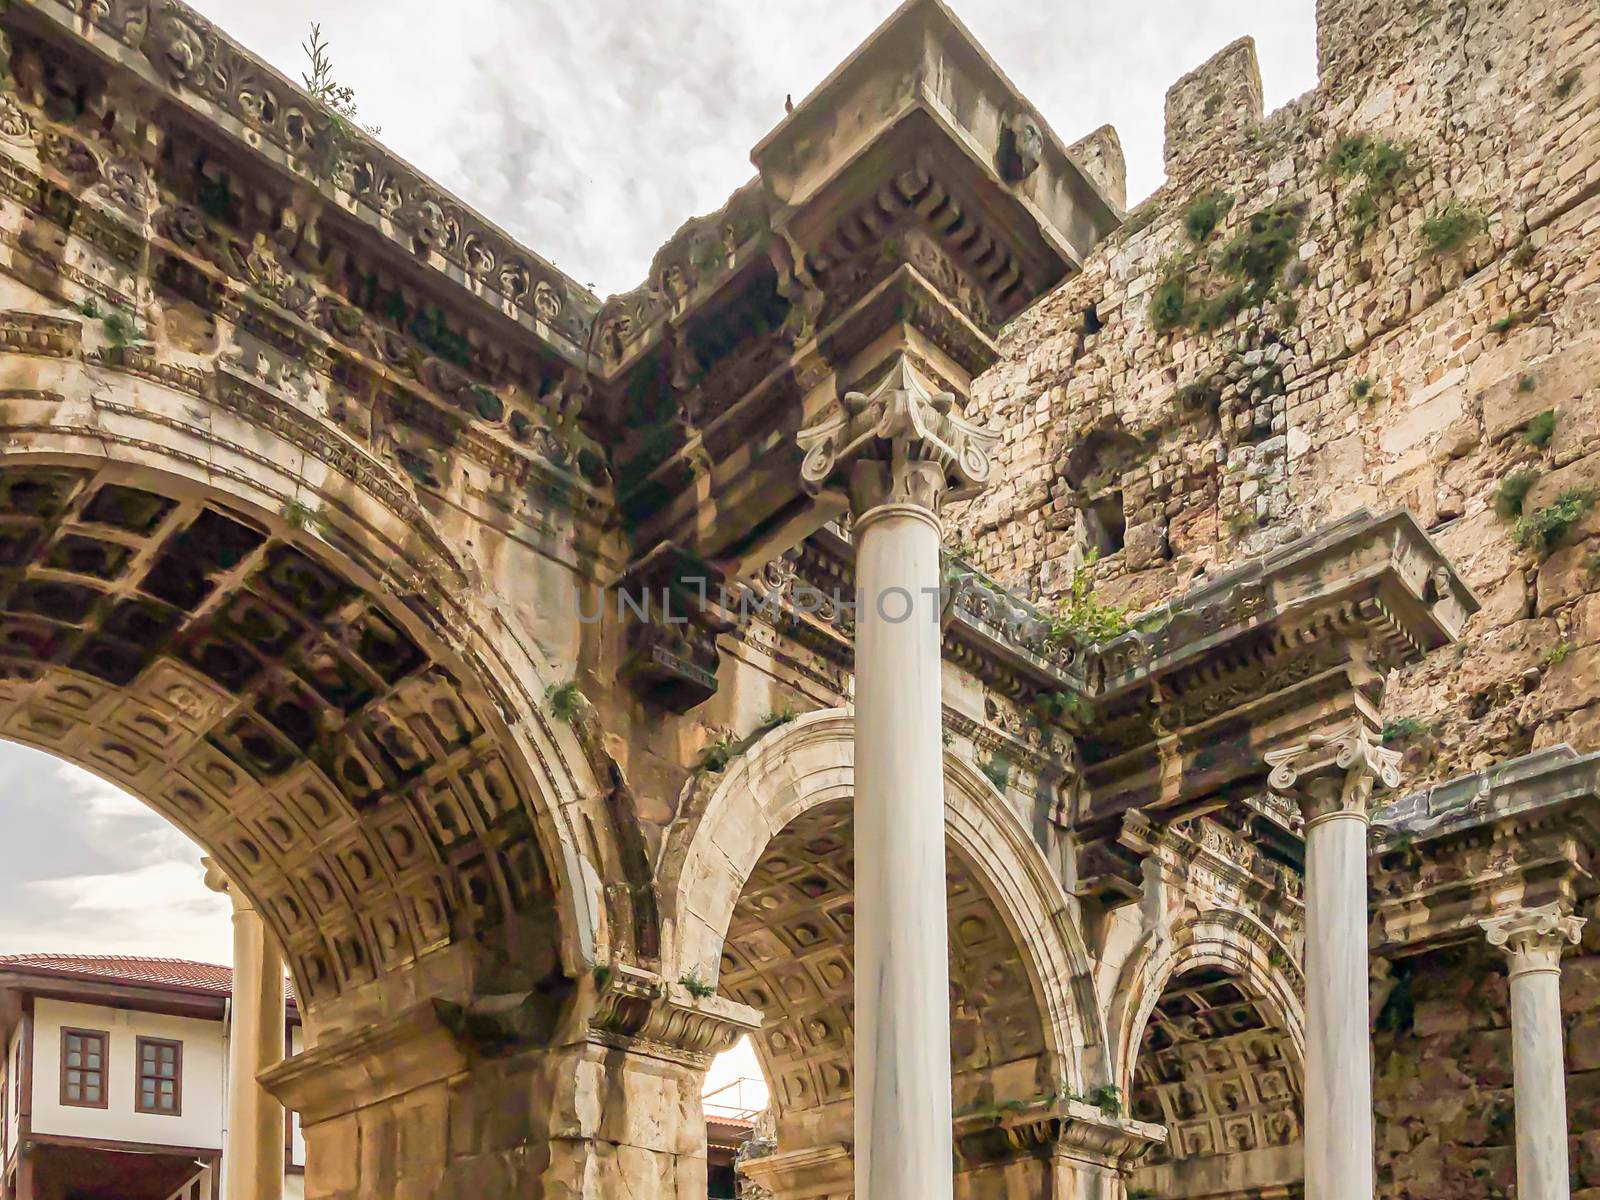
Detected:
left=1514, top=489, right=1596, bottom=556
left=102, top=308, right=139, bottom=348
left=978, top=752, right=1012, bottom=792
left=1382, top=717, right=1428, bottom=745
left=1542, top=642, right=1575, bottom=666
left=1046, top=563, right=1130, bottom=644
left=1183, top=190, right=1234, bottom=243
left=1494, top=468, right=1540, bottom=519
left=545, top=680, right=584, bottom=722
left=280, top=499, right=321, bottom=531
left=1523, top=409, right=1557, bottom=447
left=678, top=969, right=716, bottom=1000
left=1420, top=201, right=1487, bottom=255
left=1327, top=134, right=1413, bottom=240
left=1518, top=374, right=1537, bottom=393
left=1084, top=1085, right=1122, bottom=1118
left=1215, top=199, right=1307, bottom=302
left=1148, top=256, right=1191, bottom=333
left=697, top=734, right=739, bottom=773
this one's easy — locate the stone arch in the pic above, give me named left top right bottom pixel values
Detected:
left=1109, top=908, right=1305, bottom=1197
left=0, top=382, right=617, bottom=1032
left=658, top=708, right=1105, bottom=1135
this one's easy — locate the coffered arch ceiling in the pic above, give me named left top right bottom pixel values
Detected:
left=1127, top=966, right=1304, bottom=1192
left=718, top=797, right=1051, bottom=1140
left=0, top=458, right=581, bottom=1026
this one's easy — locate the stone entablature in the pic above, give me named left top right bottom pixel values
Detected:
left=1371, top=745, right=1600, bottom=956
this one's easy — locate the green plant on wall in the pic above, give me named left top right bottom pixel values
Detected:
left=1183, top=190, right=1234, bottom=243
left=1524, top=409, right=1557, bottom=448
left=1514, top=489, right=1595, bottom=557
left=978, top=752, right=1012, bottom=792
left=1420, top=201, right=1487, bottom=256
left=1045, top=561, right=1130, bottom=645
left=301, top=23, right=380, bottom=180
left=545, top=681, right=584, bottom=723
left=1326, top=135, right=1414, bottom=240
left=1494, top=468, right=1540, bottom=519
left=1147, top=200, right=1306, bottom=335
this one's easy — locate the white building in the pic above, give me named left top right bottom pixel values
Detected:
left=0, top=955, right=305, bottom=1200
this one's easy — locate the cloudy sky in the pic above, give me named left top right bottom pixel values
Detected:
left=0, top=0, right=1318, bottom=1092
left=177, top=0, right=1321, bottom=297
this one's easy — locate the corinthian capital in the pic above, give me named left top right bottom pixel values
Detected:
left=1264, top=719, right=1403, bottom=826
left=796, top=356, right=999, bottom=517
left=1481, top=903, right=1586, bottom=979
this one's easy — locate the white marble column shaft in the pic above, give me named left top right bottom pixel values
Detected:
left=1483, top=904, right=1585, bottom=1200
left=853, top=499, right=953, bottom=1200
left=1302, top=806, right=1375, bottom=1200
left=798, top=358, right=998, bottom=1200
left=1267, top=722, right=1400, bottom=1200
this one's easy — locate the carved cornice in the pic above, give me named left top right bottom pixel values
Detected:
left=259, top=1000, right=469, bottom=1127
left=954, top=1095, right=1166, bottom=1172
left=6, top=0, right=598, bottom=359
left=587, top=963, right=762, bottom=1068
left=1481, top=903, right=1586, bottom=979
left=1121, top=809, right=1304, bottom=918
left=1370, top=746, right=1600, bottom=956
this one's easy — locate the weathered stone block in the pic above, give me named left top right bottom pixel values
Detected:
left=1484, top=340, right=1600, bottom=443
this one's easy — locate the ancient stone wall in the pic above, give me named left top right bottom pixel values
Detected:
left=954, top=0, right=1600, bottom=786
left=955, top=0, right=1600, bottom=1194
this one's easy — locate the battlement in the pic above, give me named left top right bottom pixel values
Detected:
left=1068, top=124, right=1128, bottom=212
left=1315, top=0, right=1434, bottom=84
left=1162, top=37, right=1263, bottom=175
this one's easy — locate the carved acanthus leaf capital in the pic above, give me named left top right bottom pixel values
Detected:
left=1264, top=720, right=1402, bottom=825
left=796, top=356, right=998, bottom=516
left=1481, top=903, right=1586, bottom=978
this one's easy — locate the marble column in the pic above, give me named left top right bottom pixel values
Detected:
left=798, top=357, right=997, bottom=1200
left=1266, top=720, right=1402, bottom=1200
left=1481, top=904, right=1586, bottom=1200
left=203, top=859, right=286, bottom=1200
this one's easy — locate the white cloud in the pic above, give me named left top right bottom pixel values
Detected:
left=0, top=860, right=232, bottom=964
left=0, top=748, right=231, bottom=964
left=185, top=0, right=1320, bottom=295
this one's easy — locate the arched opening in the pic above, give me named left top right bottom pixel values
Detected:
left=1126, top=965, right=1304, bottom=1200
left=0, top=459, right=573, bottom=1032
left=717, top=796, right=1051, bottom=1144
left=661, top=710, right=1105, bottom=1199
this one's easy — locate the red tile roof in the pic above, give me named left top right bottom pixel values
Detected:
left=0, top=954, right=296, bottom=1004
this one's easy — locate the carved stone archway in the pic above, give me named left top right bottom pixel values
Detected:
left=658, top=708, right=1123, bottom=1197
left=1110, top=912, right=1306, bottom=1199
left=0, top=454, right=589, bottom=1017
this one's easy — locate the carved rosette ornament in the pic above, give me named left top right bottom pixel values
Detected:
left=1264, top=719, right=1403, bottom=826
left=797, top=357, right=999, bottom=517
left=1481, top=903, right=1586, bottom=980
